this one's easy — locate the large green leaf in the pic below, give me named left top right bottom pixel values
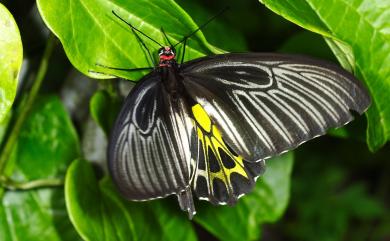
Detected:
left=65, top=159, right=136, bottom=241
left=194, top=153, right=294, bottom=241
left=325, top=38, right=355, bottom=73
left=100, top=178, right=198, bottom=241
left=0, top=96, right=81, bottom=241
left=259, top=0, right=390, bottom=151
left=0, top=3, right=23, bottom=123
left=36, top=0, right=220, bottom=80
left=66, top=159, right=197, bottom=241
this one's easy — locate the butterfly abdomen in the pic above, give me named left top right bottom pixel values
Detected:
left=160, top=60, right=184, bottom=97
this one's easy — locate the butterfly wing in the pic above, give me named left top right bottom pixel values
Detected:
left=108, top=72, right=193, bottom=204
left=189, top=103, right=266, bottom=205
left=180, top=53, right=371, bottom=162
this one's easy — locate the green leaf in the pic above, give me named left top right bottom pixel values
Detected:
left=8, top=96, right=81, bottom=180
left=66, top=160, right=197, bottom=241
left=259, top=0, right=390, bottom=151
left=65, top=159, right=136, bottom=241
left=90, top=89, right=121, bottom=136
left=0, top=110, right=11, bottom=145
left=324, top=38, right=355, bottom=73
left=0, top=3, right=23, bottom=123
left=100, top=178, right=198, bottom=241
left=36, top=0, right=220, bottom=80
left=194, top=153, right=294, bottom=241
left=1, top=189, right=80, bottom=241
left=1, top=96, right=81, bottom=241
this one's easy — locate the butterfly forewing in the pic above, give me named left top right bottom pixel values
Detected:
left=108, top=72, right=193, bottom=201
left=181, top=53, right=371, bottom=161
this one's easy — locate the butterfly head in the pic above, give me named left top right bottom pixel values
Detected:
left=158, top=46, right=176, bottom=63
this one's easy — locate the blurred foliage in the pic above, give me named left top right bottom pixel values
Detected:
left=89, top=89, right=121, bottom=137
left=269, top=137, right=390, bottom=241
left=0, top=0, right=389, bottom=240
left=0, top=96, right=80, bottom=240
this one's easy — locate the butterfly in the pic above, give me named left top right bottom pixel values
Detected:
left=104, top=10, right=371, bottom=219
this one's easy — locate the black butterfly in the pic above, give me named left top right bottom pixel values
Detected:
left=104, top=11, right=371, bottom=219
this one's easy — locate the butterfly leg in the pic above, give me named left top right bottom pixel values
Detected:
left=88, top=69, right=121, bottom=78
left=180, top=38, right=187, bottom=65
left=130, top=28, right=157, bottom=67
left=99, top=11, right=157, bottom=72
left=94, top=64, right=153, bottom=72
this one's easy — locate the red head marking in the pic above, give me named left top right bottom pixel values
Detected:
left=158, top=46, right=176, bottom=64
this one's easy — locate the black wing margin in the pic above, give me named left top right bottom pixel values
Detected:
left=180, top=53, right=371, bottom=161
left=108, top=72, right=193, bottom=202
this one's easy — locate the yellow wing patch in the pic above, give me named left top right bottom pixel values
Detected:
left=192, top=104, right=212, bottom=132
left=191, top=104, right=252, bottom=204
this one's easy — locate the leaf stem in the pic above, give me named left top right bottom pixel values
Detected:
left=0, top=175, right=63, bottom=190
left=0, top=34, right=56, bottom=174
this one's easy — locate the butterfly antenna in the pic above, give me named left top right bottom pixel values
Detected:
left=161, top=27, right=173, bottom=47
left=112, top=11, right=163, bottom=47
left=173, top=6, right=229, bottom=47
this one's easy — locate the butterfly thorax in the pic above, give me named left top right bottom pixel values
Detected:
left=158, top=46, right=185, bottom=98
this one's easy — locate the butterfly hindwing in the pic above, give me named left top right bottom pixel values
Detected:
left=108, top=72, right=193, bottom=201
left=181, top=53, right=371, bottom=162
left=190, top=104, right=265, bottom=205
